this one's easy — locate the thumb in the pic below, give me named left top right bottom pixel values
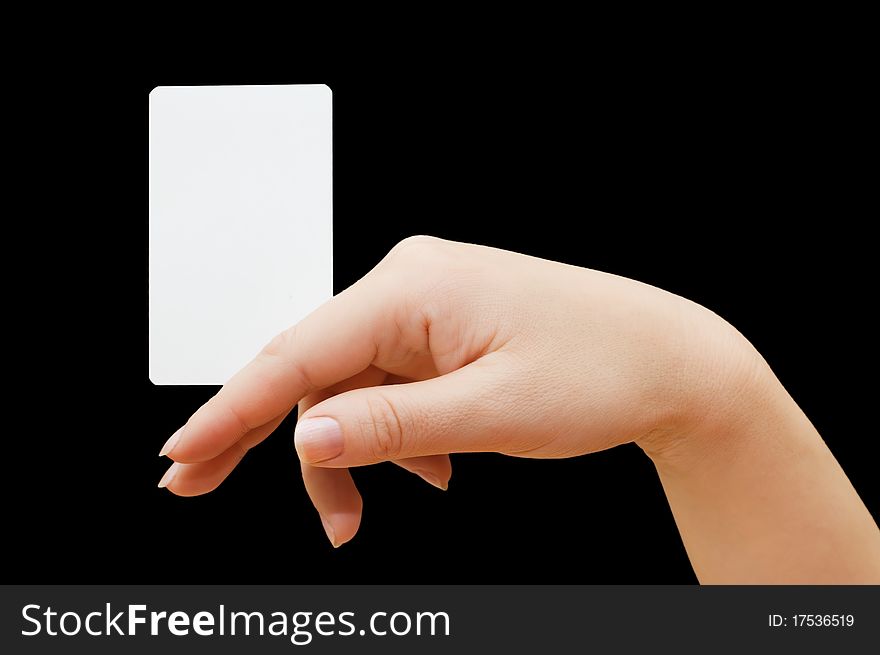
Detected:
left=294, top=357, right=514, bottom=467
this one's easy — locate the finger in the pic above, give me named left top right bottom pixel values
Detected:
left=297, top=366, right=385, bottom=545
left=295, top=355, right=516, bottom=467
left=300, top=453, right=449, bottom=547
left=300, top=368, right=452, bottom=490
left=301, top=454, right=450, bottom=547
left=301, top=462, right=362, bottom=548
left=163, top=277, right=394, bottom=464
left=157, top=447, right=244, bottom=497
left=297, top=366, right=389, bottom=414
left=158, top=413, right=287, bottom=496
left=298, top=367, right=450, bottom=546
left=393, top=455, right=452, bottom=490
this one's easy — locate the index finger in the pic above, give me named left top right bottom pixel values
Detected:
left=162, top=278, right=385, bottom=463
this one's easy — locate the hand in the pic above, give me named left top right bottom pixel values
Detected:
left=157, top=235, right=751, bottom=540
left=157, top=237, right=880, bottom=582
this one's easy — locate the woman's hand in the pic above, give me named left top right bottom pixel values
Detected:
left=157, top=237, right=880, bottom=583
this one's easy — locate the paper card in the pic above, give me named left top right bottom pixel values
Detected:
left=149, top=84, right=332, bottom=385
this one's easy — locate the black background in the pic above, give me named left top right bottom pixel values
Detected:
left=8, top=45, right=876, bottom=584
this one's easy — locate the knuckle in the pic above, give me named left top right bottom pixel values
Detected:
left=257, top=324, right=316, bottom=393
left=379, top=236, right=460, bottom=300
left=388, top=235, right=444, bottom=261
left=362, top=393, right=407, bottom=461
left=223, top=401, right=255, bottom=436
left=260, top=324, right=298, bottom=359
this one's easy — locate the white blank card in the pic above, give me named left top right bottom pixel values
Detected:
left=149, top=84, right=332, bottom=385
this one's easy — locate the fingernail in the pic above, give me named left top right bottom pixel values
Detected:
left=157, top=462, right=180, bottom=489
left=414, top=470, right=448, bottom=491
left=295, top=417, right=344, bottom=463
left=320, top=515, right=339, bottom=548
left=159, top=427, right=184, bottom=457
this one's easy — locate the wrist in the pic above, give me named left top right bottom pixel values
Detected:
left=635, top=310, right=784, bottom=471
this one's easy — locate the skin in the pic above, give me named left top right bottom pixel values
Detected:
left=157, top=236, right=880, bottom=583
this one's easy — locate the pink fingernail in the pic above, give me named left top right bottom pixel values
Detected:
left=320, top=515, right=339, bottom=548
left=157, top=462, right=180, bottom=489
left=414, top=470, right=448, bottom=491
left=159, top=427, right=184, bottom=457
left=294, top=418, right=344, bottom=463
